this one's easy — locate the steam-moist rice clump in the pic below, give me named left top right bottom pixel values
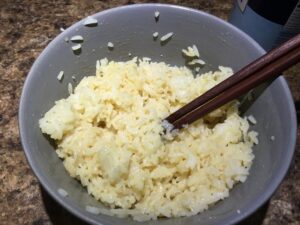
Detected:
left=39, top=58, right=258, bottom=221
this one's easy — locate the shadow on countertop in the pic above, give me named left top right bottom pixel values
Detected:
left=41, top=186, right=269, bottom=225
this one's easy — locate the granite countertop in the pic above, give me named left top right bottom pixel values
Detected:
left=0, top=0, right=299, bottom=224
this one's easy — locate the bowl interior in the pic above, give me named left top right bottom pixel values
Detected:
left=19, top=4, right=296, bottom=225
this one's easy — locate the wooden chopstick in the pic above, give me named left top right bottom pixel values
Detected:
left=165, top=33, right=300, bottom=130
left=165, top=33, right=300, bottom=125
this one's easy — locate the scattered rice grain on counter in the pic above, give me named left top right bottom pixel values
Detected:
left=40, top=58, right=257, bottom=221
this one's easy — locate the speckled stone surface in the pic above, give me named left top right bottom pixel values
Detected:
left=0, top=0, right=299, bottom=225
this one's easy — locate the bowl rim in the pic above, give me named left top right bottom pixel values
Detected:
left=19, top=3, right=297, bottom=225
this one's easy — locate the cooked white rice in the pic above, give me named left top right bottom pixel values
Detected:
left=70, top=35, right=84, bottom=42
left=188, top=59, right=206, bottom=65
left=71, top=44, right=81, bottom=52
left=58, top=188, right=68, bottom=197
left=160, top=32, right=173, bottom=42
left=67, top=83, right=73, bottom=95
left=39, top=58, right=257, bottom=221
left=83, top=16, right=98, bottom=26
left=107, top=42, right=114, bottom=49
left=85, top=205, right=101, bottom=214
left=247, top=115, right=257, bottom=124
left=270, top=135, right=275, bottom=141
left=154, top=11, right=160, bottom=20
left=182, top=45, right=200, bottom=58
left=153, top=32, right=159, bottom=38
left=57, top=71, right=64, bottom=81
